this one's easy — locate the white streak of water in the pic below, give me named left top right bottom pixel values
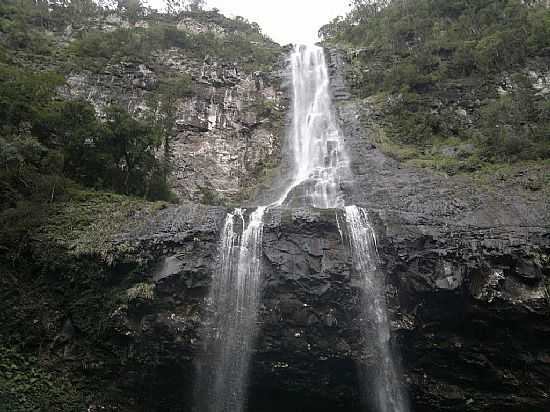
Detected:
left=345, top=205, right=408, bottom=412
left=197, top=44, right=407, bottom=412
left=271, top=44, right=348, bottom=208
left=195, top=207, right=266, bottom=412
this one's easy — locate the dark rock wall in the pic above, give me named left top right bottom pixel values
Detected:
left=326, top=48, right=550, bottom=411
left=107, top=189, right=549, bottom=412
left=7, top=182, right=548, bottom=411
left=4, top=42, right=549, bottom=412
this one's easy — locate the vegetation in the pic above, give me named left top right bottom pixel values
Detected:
left=0, top=345, right=82, bottom=411
left=0, top=0, right=286, bottom=409
left=0, top=64, right=170, bottom=209
left=68, top=19, right=279, bottom=72
left=0, top=0, right=281, bottom=211
left=322, top=0, right=550, bottom=172
left=0, top=0, right=282, bottom=209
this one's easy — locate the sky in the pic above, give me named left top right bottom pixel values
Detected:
left=149, top=0, right=351, bottom=45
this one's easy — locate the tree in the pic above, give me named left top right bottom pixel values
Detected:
left=165, top=0, right=185, bottom=15
left=146, top=74, right=192, bottom=193
left=118, top=0, right=143, bottom=25
left=100, top=106, right=159, bottom=195
left=187, top=0, right=205, bottom=11
left=164, top=0, right=206, bottom=15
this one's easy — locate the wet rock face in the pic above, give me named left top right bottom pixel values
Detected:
left=115, top=207, right=366, bottom=411
left=254, top=209, right=362, bottom=411
left=325, top=48, right=550, bottom=411
left=108, top=200, right=549, bottom=412
left=255, top=209, right=549, bottom=412
left=59, top=25, right=288, bottom=203
left=77, top=50, right=550, bottom=412
left=168, top=65, right=285, bottom=203
left=381, top=226, right=550, bottom=412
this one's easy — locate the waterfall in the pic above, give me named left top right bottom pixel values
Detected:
left=277, top=44, right=408, bottom=412
left=196, top=44, right=407, bottom=412
left=195, top=207, right=265, bottom=412
left=345, top=205, right=409, bottom=412
left=272, top=44, right=349, bottom=208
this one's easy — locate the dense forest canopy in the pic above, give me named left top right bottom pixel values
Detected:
left=321, top=0, right=550, bottom=171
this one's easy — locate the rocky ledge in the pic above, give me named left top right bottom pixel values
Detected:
left=34, top=198, right=547, bottom=412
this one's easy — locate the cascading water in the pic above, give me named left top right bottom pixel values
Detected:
left=272, top=44, right=349, bottom=208
left=196, top=45, right=349, bottom=412
left=279, top=44, right=408, bottom=412
left=194, top=207, right=265, bottom=412
left=196, top=43, right=407, bottom=412
left=345, top=205, right=409, bottom=412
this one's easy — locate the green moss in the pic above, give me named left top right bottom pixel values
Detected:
left=0, top=345, right=82, bottom=412
left=199, top=185, right=226, bottom=206
left=38, top=189, right=168, bottom=263
left=466, top=159, right=550, bottom=193
left=127, top=282, right=155, bottom=302
left=373, top=135, right=430, bottom=165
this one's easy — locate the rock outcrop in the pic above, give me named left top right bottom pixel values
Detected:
left=45, top=191, right=548, bottom=411
left=57, top=13, right=288, bottom=203
left=328, top=48, right=550, bottom=412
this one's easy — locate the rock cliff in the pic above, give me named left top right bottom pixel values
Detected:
left=56, top=11, right=288, bottom=203
left=1, top=14, right=549, bottom=412
left=328, top=48, right=550, bottom=412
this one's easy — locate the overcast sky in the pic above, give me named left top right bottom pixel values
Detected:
left=149, top=0, right=351, bottom=45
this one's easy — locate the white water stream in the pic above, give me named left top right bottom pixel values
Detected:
left=271, top=44, right=349, bottom=208
left=195, top=207, right=265, bottom=412
left=195, top=44, right=407, bottom=412
left=345, top=205, right=409, bottom=412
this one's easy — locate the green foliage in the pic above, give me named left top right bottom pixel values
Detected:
left=69, top=27, right=159, bottom=68
left=127, top=282, right=155, bottom=302
left=0, top=65, right=64, bottom=131
left=0, top=65, right=68, bottom=207
left=327, top=0, right=550, bottom=88
left=0, top=63, right=174, bottom=213
left=477, top=78, right=550, bottom=162
left=36, top=190, right=167, bottom=261
left=100, top=106, right=160, bottom=196
left=199, top=185, right=225, bottom=206
left=0, top=345, right=82, bottom=412
left=158, top=74, right=193, bottom=99
left=69, top=21, right=279, bottom=72
left=323, top=0, right=550, bottom=170
left=1, top=0, right=280, bottom=73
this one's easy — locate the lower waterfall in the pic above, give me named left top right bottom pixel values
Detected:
left=195, top=44, right=407, bottom=412
left=194, top=207, right=265, bottom=412
left=345, top=206, right=409, bottom=412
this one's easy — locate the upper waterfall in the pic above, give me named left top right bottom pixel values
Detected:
left=272, top=44, right=350, bottom=208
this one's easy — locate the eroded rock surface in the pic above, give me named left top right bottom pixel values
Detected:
left=77, top=195, right=549, bottom=412
left=57, top=15, right=288, bottom=203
